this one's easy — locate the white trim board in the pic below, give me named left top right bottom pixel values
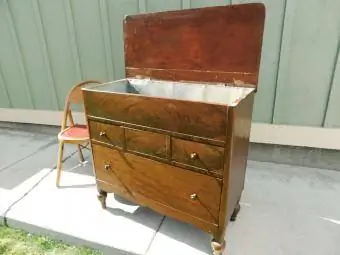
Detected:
left=1, top=108, right=340, bottom=150
left=0, top=109, right=86, bottom=126
left=250, top=123, right=340, bottom=150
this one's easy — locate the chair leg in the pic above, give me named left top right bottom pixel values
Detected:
left=77, top=144, right=85, bottom=163
left=56, top=141, right=65, bottom=187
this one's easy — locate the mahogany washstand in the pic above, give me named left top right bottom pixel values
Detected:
left=83, top=3, right=265, bottom=254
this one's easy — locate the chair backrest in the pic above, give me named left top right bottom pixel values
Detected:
left=61, top=80, right=102, bottom=130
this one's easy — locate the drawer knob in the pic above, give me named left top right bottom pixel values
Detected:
left=190, top=193, right=198, bottom=200
left=100, top=131, right=106, bottom=137
left=190, top=152, right=198, bottom=160
left=104, top=164, right=111, bottom=171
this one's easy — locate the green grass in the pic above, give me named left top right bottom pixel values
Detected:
left=0, top=225, right=103, bottom=255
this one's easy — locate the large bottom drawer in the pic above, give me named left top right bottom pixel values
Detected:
left=92, top=144, right=222, bottom=224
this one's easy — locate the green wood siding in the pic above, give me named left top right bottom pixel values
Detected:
left=324, top=45, right=340, bottom=127
left=191, top=0, right=231, bottom=8
left=0, top=0, right=339, bottom=127
left=232, top=0, right=286, bottom=123
left=273, top=0, right=340, bottom=126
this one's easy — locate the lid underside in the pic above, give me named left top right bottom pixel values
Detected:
left=123, top=3, right=265, bottom=88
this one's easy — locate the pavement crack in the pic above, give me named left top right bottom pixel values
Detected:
left=144, top=216, right=166, bottom=255
left=3, top=150, right=78, bottom=226
left=0, top=140, right=57, bottom=173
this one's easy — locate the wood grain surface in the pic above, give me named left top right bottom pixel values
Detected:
left=89, top=120, right=124, bottom=148
left=124, top=3, right=265, bottom=85
left=92, top=144, right=222, bottom=224
left=83, top=4, right=263, bottom=249
left=172, top=138, right=224, bottom=178
left=216, top=92, right=255, bottom=243
left=83, top=90, right=228, bottom=141
left=125, top=127, right=167, bottom=158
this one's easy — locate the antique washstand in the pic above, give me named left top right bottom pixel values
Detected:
left=82, top=3, right=265, bottom=254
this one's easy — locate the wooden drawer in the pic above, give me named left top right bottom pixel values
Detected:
left=89, top=121, right=124, bottom=148
left=171, top=138, right=224, bottom=177
left=92, top=144, right=221, bottom=224
left=125, top=128, right=167, bottom=158
left=92, top=145, right=133, bottom=200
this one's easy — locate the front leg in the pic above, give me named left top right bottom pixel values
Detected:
left=211, top=239, right=226, bottom=255
left=97, top=189, right=107, bottom=209
left=230, top=201, right=241, bottom=221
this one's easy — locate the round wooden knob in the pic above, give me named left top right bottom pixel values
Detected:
left=190, top=152, right=198, bottom=160
left=104, top=164, right=111, bottom=171
left=190, top=193, right=197, bottom=200
left=100, top=131, right=106, bottom=137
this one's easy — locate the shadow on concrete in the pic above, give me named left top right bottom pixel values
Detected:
left=57, top=183, right=96, bottom=189
left=150, top=217, right=212, bottom=254
left=0, top=127, right=58, bottom=190
left=107, top=194, right=212, bottom=254
left=0, top=127, right=94, bottom=190
left=106, top=206, right=165, bottom=230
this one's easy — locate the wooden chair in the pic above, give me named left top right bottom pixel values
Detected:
left=56, top=80, right=102, bottom=187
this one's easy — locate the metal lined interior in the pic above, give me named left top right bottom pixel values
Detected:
left=89, top=78, right=254, bottom=106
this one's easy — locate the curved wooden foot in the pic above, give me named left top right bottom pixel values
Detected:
left=230, top=202, right=241, bottom=221
left=97, top=190, right=107, bottom=209
left=211, top=240, right=225, bottom=255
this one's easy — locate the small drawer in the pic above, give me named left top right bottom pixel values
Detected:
left=125, top=128, right=167, bottom=158
left=89, top=121, right=124, bottom=147
left=92, top=144, right=132, bottom=200
left=172, top=138, right=224, bottom=177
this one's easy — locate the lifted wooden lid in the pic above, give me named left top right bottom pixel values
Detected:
left=123, top=3, right=265, bottom=88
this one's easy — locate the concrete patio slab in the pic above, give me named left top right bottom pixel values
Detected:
left=227, top=202, right=340, bottom=255
left=0, top=128, right=55, bottom=170
left=5, top=170, right=165, bottom=255
left=0, top=127, right=90, bottom=224
left=0, top=141, right=78, bottom=190
left=0, top=168, right=52, bottom=224
left=146, top=217, right=212, bottom=255
left=244, top=161, right=340, bottom=217
left=146, top=161, right=340, bottom=255
left=2, top=127, right=340, bottom=255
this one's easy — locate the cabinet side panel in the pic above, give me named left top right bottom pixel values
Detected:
left=226, top=93, right=254, bottom=220
left=218, top=92, right=254, bottom=241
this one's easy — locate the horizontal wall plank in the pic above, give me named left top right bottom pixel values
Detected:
left=39, top=0, right=79, bottom=109
left=273, top=0, right=340, bottom=126
left=232, top=0, right=286, bottom=123
left=99, top=0, right=115, bottom=81
left=32, top=0, right=59, bottom=110
left=323, top=45, right=340, bottom=128
left=8, top=0, right=57, bottom=110
left=190, top=0, right=231, bottom=8
left=0, top=1, right=34, bottom=109
left=70, top=0, right=108, bottom=81
left=146, top=0, right=182, bottom=12
left=182, top=0, right=191, bottom=9
left=0, top=66, right=11, bottom=108
left=107, top=0, right=139, bottom=79
left=138, top=0, right=147, bottom=13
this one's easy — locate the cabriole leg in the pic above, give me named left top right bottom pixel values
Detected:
left=97, top=189, right=107, bottom=209
left=211, top=239, right=226, bottom=255
left=230, top=201, right=241, bottom=222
